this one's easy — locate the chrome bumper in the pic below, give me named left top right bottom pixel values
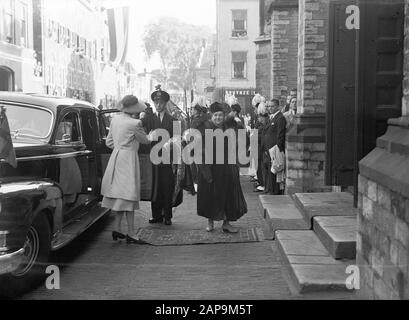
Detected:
left=0, top=248, right=25, bottom=275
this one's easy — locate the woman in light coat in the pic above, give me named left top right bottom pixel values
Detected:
left=101, top=95, right=152, bottom=244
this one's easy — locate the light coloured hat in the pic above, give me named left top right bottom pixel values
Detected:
left=252, top=94, right=266, bottom=107
left=120, top=95, right=147, bottom=114
left=257, top=102, right=267, bottom=115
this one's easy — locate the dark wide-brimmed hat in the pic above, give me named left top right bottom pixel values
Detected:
left=151, top=87, right=170, bottom=103
left=231, top=104, right=241, bottom=114
left=209, top=102, right=224, bottom=114
left=193, top=104, right=207, bottom=113
left=120, top=95, right=147, bottom=114
left=221, top=102, right=231, bottom=114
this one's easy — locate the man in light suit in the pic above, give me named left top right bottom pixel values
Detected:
left=261, top=99, right=287, bottom=195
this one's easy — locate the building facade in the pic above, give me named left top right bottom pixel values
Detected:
left=254, top=0, right=273, bottom=98
left=195, top=35, right=216, bottom=105
left=1, top=0, right=140, bottom=108
left=262, top=0, right=409, bottom=299
left=255, top=0, right=299, bottom=102
left=0, top=0, right=43, bottom=92
left=41, top=0, right=135, bottom=106
left=215, top=0, right=259, bottom=113
left=356, top=0, right=408, bottom=300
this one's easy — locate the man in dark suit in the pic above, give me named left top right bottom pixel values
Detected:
left=261, top=98, right=287, bottom=195
left=149, top=86, right=176, bottom=226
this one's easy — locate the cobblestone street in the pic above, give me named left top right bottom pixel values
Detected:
left=20, top=177, right=355, bottom=300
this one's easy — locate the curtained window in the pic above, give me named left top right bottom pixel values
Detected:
left=232, top=51, right=247, bottom=79
left=232, top=10, right=247, bottom=38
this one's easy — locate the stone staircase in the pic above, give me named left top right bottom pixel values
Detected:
left=260, top=192, right=358, bottom=293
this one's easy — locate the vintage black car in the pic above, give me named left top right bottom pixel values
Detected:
left=0, top=92, right=150, bottom=297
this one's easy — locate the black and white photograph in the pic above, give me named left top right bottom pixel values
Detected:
left=0, top=0, right=408, bottom=307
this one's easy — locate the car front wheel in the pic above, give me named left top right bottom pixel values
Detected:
left=0, top=213, right=51, bottom=299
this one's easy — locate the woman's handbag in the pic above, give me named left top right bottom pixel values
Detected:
left=182, top=164, right=196, bottom=195
left=139, top=153, right=153, bottom=201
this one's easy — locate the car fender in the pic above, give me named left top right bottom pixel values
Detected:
left=0, top=179, right=63, bottom=252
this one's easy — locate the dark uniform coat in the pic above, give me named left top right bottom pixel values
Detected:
left=150, top=112, right=182, bottom=220
left=261, top=111, right=287, bottom=194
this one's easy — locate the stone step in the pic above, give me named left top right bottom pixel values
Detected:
left=259, top=195, right=310, bottom=239
left=276, top=230, right=355, bottom=293
left=313, top=216, right=357, bottom=260
left=294, top=192, right=358, bottom=224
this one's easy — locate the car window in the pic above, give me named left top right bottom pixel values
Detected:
left=5, top=104, right=53, bottom=139
left=56, top=112, right=81, bottom=143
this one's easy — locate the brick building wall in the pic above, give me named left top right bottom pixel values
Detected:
left=285, top=0, right=330, bottom=194
left=255, top=39, right=271, bottom=97
left=403, top=1, right=409, bottom=117
left=357, top=1, right=409, bottom=299
left=270, top=5, right=298, bottom=102
left=296, top=0, right=328, bottom=114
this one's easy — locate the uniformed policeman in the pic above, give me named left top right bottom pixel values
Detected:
left=149, top=86, right=176, bottom=226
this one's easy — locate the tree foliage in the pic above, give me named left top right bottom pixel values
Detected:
left=143, top=17, right=211, bottom=93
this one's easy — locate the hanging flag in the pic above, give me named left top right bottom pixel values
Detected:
left=0, top=106, right=17, bottom=168
left=107, top=6, right=130, bottom=66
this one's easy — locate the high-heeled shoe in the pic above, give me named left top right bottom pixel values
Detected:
left=112, top=231, right=126, bottom=241
left=126, top=235, right=148, bottom=245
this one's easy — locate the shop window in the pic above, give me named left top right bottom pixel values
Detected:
left=232, top=51, right=247, bottom=79
left=4, top=0, right=14, bottom=43
left=47, top=19, right=53, bottom=38
left=57, top=23, right=62, bottom=44
left=87, top=41, right=92, bottom=57
left=71, top=32, right=76, bottom=48
left=52, top=21, right=58, bottom=42
left=76, top=34, right=80, bottom=51
left=18, top=1, right=28, bottom=47
left=93, top=40, right=97, bottom=60
left=232, top=10, right=247, bottom=38
left=80, top=37, right=86, bottom=54
left=67, top=29, right=71, bottom=48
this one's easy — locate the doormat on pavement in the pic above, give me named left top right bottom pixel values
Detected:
left=135, top=228, right=261, bottom=246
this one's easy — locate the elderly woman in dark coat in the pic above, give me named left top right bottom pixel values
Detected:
left=196, top=102, right=248, bottom=233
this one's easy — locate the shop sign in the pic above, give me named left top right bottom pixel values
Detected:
left=224, top=89, right=256, bottom=96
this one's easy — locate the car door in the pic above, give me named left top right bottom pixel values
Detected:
left=53, top=108, right=96, bottom=221
left=79, top=108, right=99, bottom=199
left=97, top=109, right=152, bottom=201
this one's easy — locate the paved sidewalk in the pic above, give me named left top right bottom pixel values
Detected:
left=22, top=176, right=355, bottom=300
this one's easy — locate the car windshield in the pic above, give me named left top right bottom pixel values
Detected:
left=4, top=104, right=53, bottom=139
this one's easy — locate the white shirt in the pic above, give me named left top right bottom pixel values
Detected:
left=157, top=111, right=165, bottom=122
left=270, top=111, right=280, bottom=120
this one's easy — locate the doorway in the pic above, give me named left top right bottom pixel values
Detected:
left=0, top=66, right=14, bottom=91
left=326, top=0, right=404, bottom=205
left=326, top=0, right=357, bottom=188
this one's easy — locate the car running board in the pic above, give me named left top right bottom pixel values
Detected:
left=51, top=204, right=110, bottom=251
